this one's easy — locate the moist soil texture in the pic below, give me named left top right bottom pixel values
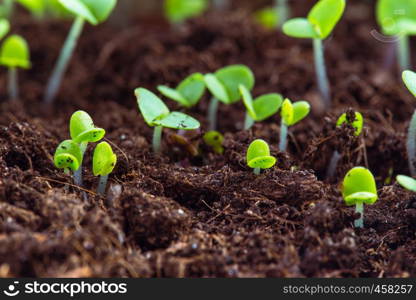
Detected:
left=0, top=0, right=415, bottom=277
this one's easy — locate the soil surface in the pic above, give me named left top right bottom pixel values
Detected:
left=0, top=0, right=415, bottom=277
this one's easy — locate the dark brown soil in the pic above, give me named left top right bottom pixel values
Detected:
left=0, top=0, right=415, bottom=277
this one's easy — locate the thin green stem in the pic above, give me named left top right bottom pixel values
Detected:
left=275, top=0, right=289, bottom=28
left=254, top=168, right=261, bottom=175
left=397, top=34, right=410, bottom=72
left=244, top=113, right=255, bottom=130
left=44, top=16, right=85, bottom=104
left=313, top=38, right=331, bottom=108
left=208, top=97, right=219, bottom=131
left=326, top=150, right=341, bottom=179
left=73, top=141, right=87, bottom=186
left=64, top=168, right=70, bottom=175
left=97, top=175, right=109, bottom=196
left=8, top=67, right=18, bottom=100
left=279, top=120, right=288, bottom=152
left=407, top=109, right=416, bottom=177
left=354, top=202, right=364, bottom=228
left=153, top=125, right=163, bottom=153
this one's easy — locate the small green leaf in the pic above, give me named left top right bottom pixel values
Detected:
left=59, top=0, right=117, bottom=25
left=396, top=175, right=416, bottom=192
left=59, top=0, right=97, bottom=24
left=307, top=0, right=346, bottom=39
left=203, top=130, right=224, bottom=154
left=239, top=84, right=256, bottom=119
left=291, top=101, right=311, bottom=125
left=215, top=65, right=255, bottom=104
left=54, top=140, right=82, bottom=171
left=336, top=111, right=364, bottom=136
left=93, top=141, right=117, bottom=176
left=253, top=93, right=283, bottom=121
left=283, top=18, right=319, bottom=38
left=403, top=70, right=416, bottom=97
left=157, top=85, right=189, bottom=107
left=376, top=0, right=416, bottom=35
left=177, top=73, right=206, bottom=107
left=246, top=139, right=276, bottom=170
left=0, top=19, right=10, bottom=40
left=204, top=73, right=230, bottom=103
left=342, top=167, right=378, bottom=206
left=281, top=98, right=294, bottom=126
left=156, top=112, right=200, bottom=130
left=70, top=110, right=105, bottom=143
left=135, top=88, right=170, bottom=127
left=254, top=7, right=279, bottom=30
left=164, top=0, right=208, bottom=24
left=0, top=35, right=31, bottom=69
left=248, top=156, right=277, bottom=169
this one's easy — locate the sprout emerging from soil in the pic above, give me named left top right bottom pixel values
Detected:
left=205, top=65, right=255, bottom=130
left=44, top=0, right=117, bottom=104
left=246, top=139, right=276, bottom=175
left=0, top=34, right=31, bottom=100
left=70, top=110, right=106, bottom=186
left=403, top=70, right=416, bottom=177
left=203, top=130, right=224, bottom=154
left=135, top=88, right=200, bottom=153
left=158, top=73, right=206, bottom=108
left=279, top=98, right=310, bottom=151
left=283, top=0, right=346, bottom=107
left=396, top=175, right=416, bottom=193
left=239, top=84, right=283, bottom=130
left=376, top=0, right=416, bottom=71
left=54, top=139, right=83, bottom=175
left=342, top=166, right=378, bottom=228
left=164, top=0, right=208, bottom=25
left=93, top=141, right=117, bottom=195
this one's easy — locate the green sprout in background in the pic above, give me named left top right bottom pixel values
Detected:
left=403, top=70, right=416, bottom=176
left=0, top=18, right=9, bottom=38
left=283, top=0, right=346, bottom=107
left=255, top=7, right=279, bottom=30
left=396, top=175, right=416, bottom=193
left=203, top=130, right=224, bottom=154
left=327, top=111, right=364, bottom=179
left=246, top=139, right=276, bottom=175
left=158, top=73, right=206, bottom=108
left=279, top=98, right=310, bottom=151
left=164, top=0, right=208, bottom=25
left=0, top=0, right=13, bottom=18
left=54, top=139, right=83, bottom=175
left=93, top=141, right=117, bottom=195
left=342, top=166, right=378, bottom=228
left=0, top=34, right=31, bottom=100
left=135, top=88, right=200, bottom=153
left=205, top=64, right=255, bottom=131
left=70, top=110, right=106, bottom=186
left=376, top=0, right=416, bottom=71
left=44, top=0, right=117, bottom=104
left=16, top=0, right=72, bottom=19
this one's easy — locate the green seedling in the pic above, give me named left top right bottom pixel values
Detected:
left=135, top=88, right=200, bottom=153
left=342, top=166, right=378, bottom=228
left=0, top=34, right=31, bottom=100
left=164, top=0, right=208, bottom=25
left=205, top=65, right=255, bottom=130
left=403, top=70, right=416, bottom=176
left=0, top=18, right=9, bottom=39
left=396, top=175, right=416, bottom=192
left=93, top=141, right=117, bottom=195
left=283, top=0, right=346, bottom=107
left=279, top=98, right=310, bottom=151
left=203, top=130, right=224, bottom=154
left=246, top=139, right=276, bottom=175
left=158, top=73, right=206, bottom=108
left=44, top=0, right=117, bottom=103
left=70, top=110, right=106, bottom=186
left=327, top=111, right=364, bottom=179
left=54, top=139, right=83, bottom=175
left=255, top=7, right=279, bottom=30
left=239, top=84, right=283, bottom=130
left=376, top=0, right=416, bottom=71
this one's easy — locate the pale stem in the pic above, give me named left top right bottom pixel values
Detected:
left=153, top=125, right=163, bottom=153
left=213, top=0, right=228, bottom=10
left=208, top=97, right=219, bottom=131
left=279, top=120, right=288, bottom=151
left=354, top=202, right=364, bottom=228
left=97, top=175, right=109, bottom=196
left=44, top=16, right=85, bottom=103
left=326, top=150, right=342, bottom=179
left=244, top=113, right=255, bottom=130
left=407, top=109, right=416, bottom=177
left=313, top=38, right=331, bottom=108
left=253, top=168, right=261, bottom=175
left=73, top=141, right=87, bottom=186
left=8, top=67, right=18, bottom=100
left=275, top=0, right=289, bottom=27
left=64, top=168, right=70, bottom=175
left=397, top=34, right=410, bottom=72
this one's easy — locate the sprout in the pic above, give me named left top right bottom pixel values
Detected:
left=342, top=167, right=378, bottom=228
left=205, top=65, right=255, bottom=130
left=403, top=70, right=416, bottom=176
left=254, top=7, right=279, bottom=30
left=283, top=0, right=346, bottom=107
left=164, top=0, right=208, bottom=25
left=157, top=73, right=206, bottom=108
left=246, top=139, right=276, bottom=175
left=376, top=0, right=416, bottom=71
left=239, top=84, right=283, bottom=130
left=396, top=175, right=416, bottom=192
left=279, top=98, right=310, bottom=151
left=70, top=110, right=106, bottom=185
left=16, top=0, right=71, bottom=19
left=135, top=88, right=200, bottom=153
left=0, top=34, right=31, bottom=100
left=54, top=139, right=83, bottom=175
left=93, top=141, right=117, bottom=195
left=203, top=130, right=224, bottom=154
left=0, top=18, right=9, bottom=39
left=44, top=0, right=117, bottom=103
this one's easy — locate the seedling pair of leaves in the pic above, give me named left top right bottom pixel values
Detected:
left=342, top=167, right=378, bottom=228
left=246, top=139, right=276, bottom=175
left=164, top=0, right=208, bottom=25
left=16, top=0, right=71, bottom=19
left=403, top=70, right=416, bottom=177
